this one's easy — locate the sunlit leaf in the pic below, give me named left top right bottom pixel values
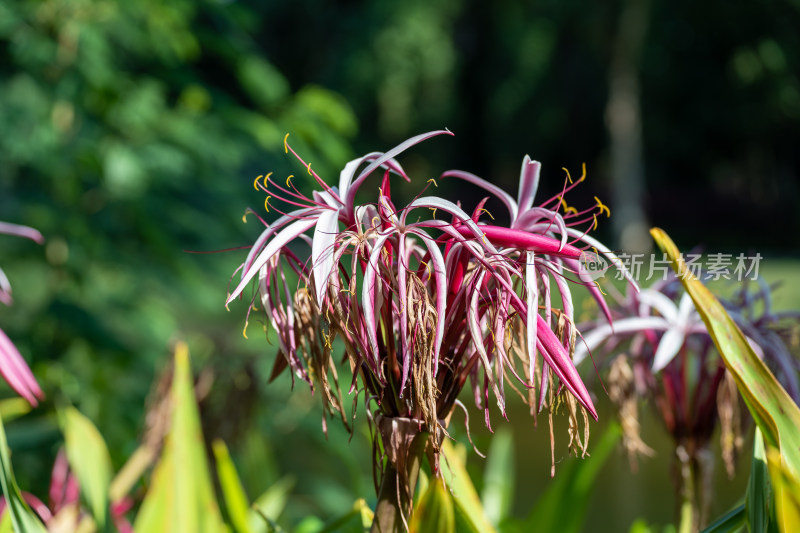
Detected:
left=249, top=476, right=294, bottom=532
left=766, top=447, right=800, bottom=533
left=441, top=440, right=496, bottom=533
left=133, top=342, right=226, bottom=533
left=213, top=439, right=253, bottom=533
left=61, top=406, right=113, bottom=530
left=409, top=476, right=454, bottom=533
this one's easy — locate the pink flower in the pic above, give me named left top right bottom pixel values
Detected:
left=228, top=131, right=635, bottom=445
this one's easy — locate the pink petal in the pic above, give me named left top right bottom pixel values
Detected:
left=0, top=328, right=44, bottom=406
left=456, top=225, right=582, bottom=257
left=516, top=156, right=541, bottom=215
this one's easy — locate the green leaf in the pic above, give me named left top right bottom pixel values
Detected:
left=0, top=416, right=47, bottom=533
left=132, top=342, right=227, bottom=533
left=0, top=398, right=32, bottom=423
left=250, top=476, right=295, bottom=532
left=699, top=504, right=745, bottom=533
left=481, top=427, right=514, bottom=526
left=213, top=439, right=253, bottom=533
left=517, top=422, right=621, bottom=533
left=61, top=407, right=113, bottom=530
left=765, top=447, right=800, bottom=532
left=314, top=499, right=373, bottom=533
left=409, top=476, right=454, bottom=533
left=746, top=428, right=772, bottom=533
left=441, top=439, right=497, bottom=533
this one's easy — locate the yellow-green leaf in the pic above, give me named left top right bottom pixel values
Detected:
left=213, top=439, right=253, bottom=533
left=651, top=228, right=800, bottom=482
left=409, top=476, right=454, bottom=533
left=0, top=416, right=47, bottom=533
left=133, top=342, right=227, bottom=533
left=766, top=447, right=800, bottom=532
left=441, top=440, right=496, bottom=533
left=62, top=407, right=113, bottom=530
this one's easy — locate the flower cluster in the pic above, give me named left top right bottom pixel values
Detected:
left=228, top=131, right=634, bottom=469
left=576, top=274, right=800, bottom=474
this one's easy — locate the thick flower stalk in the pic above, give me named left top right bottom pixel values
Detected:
left=0, top=221, right=45, bottom=406
left=227, top=131, right=634, bottom=528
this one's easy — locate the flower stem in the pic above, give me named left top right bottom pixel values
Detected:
left=371, top=432, right=428, bottom=533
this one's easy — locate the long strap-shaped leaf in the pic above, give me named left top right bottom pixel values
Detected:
left=0, top=415, right=47, bottom=532
left=133, top=342, right=226, bottom=533
left=651, top=228, right=800, bottom=527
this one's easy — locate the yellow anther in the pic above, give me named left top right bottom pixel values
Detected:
left=559, top=197, right=577, bottom=215
left=430, top=207, right=437, bottom=219
left=371, top=216, right=381, bottom=229
left=286, top=174, right=294, bottom=187
left=307, top=162, right=313, bottom=175
left=592, top=213, right=598, bottom=230
left=479, top=208, right=495, bottom=220
left=579, top=162, right=587, bottom=183
left=264, top=195, right=272, bottom=213
left=242, top=321, right=249, bottom=339
left=283, top=133, right=290, bottom=154
left=562, top=167, right=573, bottom=184
left=593, top=280, right=607, bottom=296
left=420, top=261, right=431, bottom=277
left=594, top=196, right=611, bottom=217
left=254, top=175, right=263, bottom=190
left=427, top=178, right=438, bottom=187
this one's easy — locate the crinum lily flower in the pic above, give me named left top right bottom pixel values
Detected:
left=0, top=220, right=45, bottom=406
left=577, top=273, right=800, bottom=528
left=227, top=131, right=634, bottom=527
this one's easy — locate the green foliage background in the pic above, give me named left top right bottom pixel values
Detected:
left=1, top=0, right=799, bottom=530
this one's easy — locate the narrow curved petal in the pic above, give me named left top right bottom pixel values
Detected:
left=456, top=225, right=582, bottom=258
left=515, top=208, right=568, bottom=252
left=0, top=328, right=44, bottom=406
left=516, top=156, right=541, bottom=215
left=311, top=209, right=340, bottom=308
left=638, top=289, right=680, bottom=323
left=440, top=169, right=518, bottom=221
left=228, top=218, right=318, bottom=305
left=408, top=229, right=447, bottom=371
left=525, top=251, right=538, bottom=384
left=0, top=221, right=44, bottom=243
left=241, top=208, right=316, bottom=279
left=652, top=328, right=686, bottom=372
left=535, top=316, right=597, bottom=420
left=362, top=233, right=394, bottom=361
left=346, top=130, right=452, bottom=211
left=467, top=271, right=505, bottom=416
left=574, top=316, right=671, bottom=365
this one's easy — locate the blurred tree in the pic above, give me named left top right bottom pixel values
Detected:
left=0, top=0, right=357, bottom=494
